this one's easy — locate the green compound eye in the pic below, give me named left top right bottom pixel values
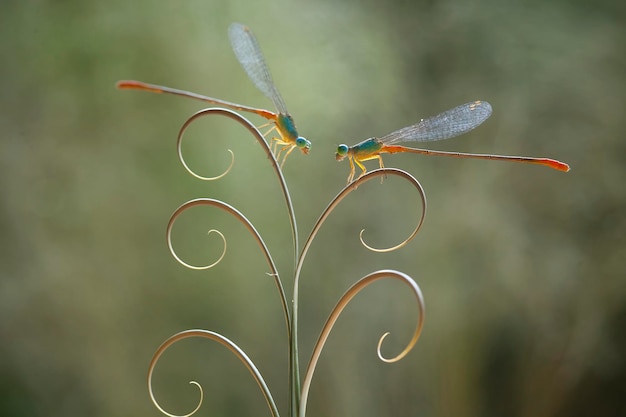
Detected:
left=336, top=144, right=349, bottom=156
left=296, top=137, right=308, bottom=148
left=296, top=137, right=311, bottom=154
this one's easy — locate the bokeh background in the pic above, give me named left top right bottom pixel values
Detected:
left=1, top=0, right=624, bottom=416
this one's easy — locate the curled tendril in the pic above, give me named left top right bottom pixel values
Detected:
left=166, top=198, right=291, bottom=334
left=355, top=169, right=427, bottom=252
left=177, top=109, right=238, bottom=180
left=296, top=168, right=426, bottom=282
left=167, top=228, right=227, bottom=271
left=174, top=107, right=300, bottom=264
left=148, top=329, right=280, bottom=417
left=299, top=269, right=425, bottom=417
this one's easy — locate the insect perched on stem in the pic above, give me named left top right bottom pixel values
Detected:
left=336, top=100, right=570, bottom=183
left=117, top=22, right=310, bottom=166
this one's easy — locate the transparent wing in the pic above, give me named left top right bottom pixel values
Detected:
left=228, top=23, right=288, bottom=113
left=380, top=101, right=493, bottom=144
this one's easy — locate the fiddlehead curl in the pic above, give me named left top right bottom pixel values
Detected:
left=356, top=169, right=427, bottom=253
left=297, top=168, right=425, bottom=276
left=148, top=329, right=280, bottom=417
left=177, top=109, right=236, bottom=181
left=299, top=269, right=425, bottom=417
left=167, top=227, right=227, bottom=271
left=166, top=198, right=291, bottom=333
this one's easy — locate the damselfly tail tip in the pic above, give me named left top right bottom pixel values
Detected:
left=116, top=80, right=134, bottom=89
left=116, top=80, right=160, bottom=93
left=548, top=159, right=570, bottom=172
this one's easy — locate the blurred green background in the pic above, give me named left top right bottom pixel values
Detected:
left=1, top=0, right=624, bottom=416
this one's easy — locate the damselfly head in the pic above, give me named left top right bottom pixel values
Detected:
left=296, top=137, right=311, bottom=154
left=336, top=144, right=349, bottom=161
